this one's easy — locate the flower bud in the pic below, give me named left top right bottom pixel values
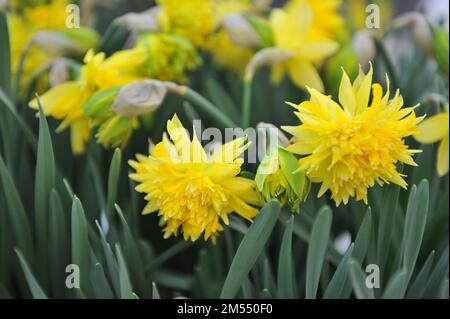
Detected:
left=221, top=13, right=273, bottom=50
left=255, top=130, right=310, bottom=212
left=112, top=80, right=176, bottom=117
left=116, top=6, right=161, bottom=32
left=392, top=12, right=432, bottom=53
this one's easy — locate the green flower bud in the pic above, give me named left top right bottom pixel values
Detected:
left=255, top=136, right=310, bottom=212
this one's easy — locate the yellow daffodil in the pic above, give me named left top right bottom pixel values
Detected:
left=415, top=111, right=449, bottom=176
left=269, top=1, right=339, bottom=92
left=286, top=0, right=344, bottom=39
left=156, top=0, right=215, bottom=46
left=203, top=0, right=254, bottom=73
left=129, top=114, right=262, bottom=241
left=29, top=48, right=147, bottom=154
left=282, top=65, right=423, bottom=205
left=136, top=33, right=200, bottom=82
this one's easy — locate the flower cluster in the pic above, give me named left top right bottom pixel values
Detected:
left=5, top=0, right=443, bottom=241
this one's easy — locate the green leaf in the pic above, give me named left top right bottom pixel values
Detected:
left=259, top=288, right=272, bottom=299
left=220, top=200, right=281, bottom=299
left=71, top=196, right=91, bottom=293
left=340, top=208, right=372, bottom=298
left=401, top=180, right=429, bottom=290
left=277, top=215, right=295, bottom=298
left=0, top=156, right=33, bottom=261
left=306, top=206, right=333, bottom=299
left=382, top=270, right=407, bottom=299
left=15, top=249, right=48, bottom=299
left=115, top=244, right=135, bottom=299
left=438, top=277, right=449, bottom=299
left=115, top=204, right=149, bottom=297
left=152, top=282, right=161, bottom=299
left=48, top=189, right=68, bottom=296
left=0, top=12, right=11, bottom=96
left=323, top=244, right=354, bottom=299
left=34, top=96, right=55, bottom=254
left=353, top=207, right=373, bottom=262
left=106, top=148, right=121, bottom=219
left=95, top=220, right=120, bottom=297
left=0, top=11, right=12, bottom=161
left=376, top=182, right=400, bottom=272
left=348, top=259, right=374, bottom=299
left=92, top=263, right=115, bottom=299
left=423, top=245, right=449, bottom=298
left=406, top=251, right=435, bottom=298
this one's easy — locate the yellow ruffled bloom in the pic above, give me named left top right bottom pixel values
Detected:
left=282, top=66, right=423, bottom=205
left=270, top=1, right=339, bottom=92
left=156, top=0, right=215, bottom=46
left=136, top=33, right=200, bottom=82
left=286, top=0, right=344, bottom=38
left=29, top=48, right=147, bottom=154
left=415, top=111, right=449, bottom=176
left=129, top=114, right=262, bottom=241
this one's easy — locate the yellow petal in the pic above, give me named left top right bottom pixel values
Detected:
left=152, top=141, right=169, bottom=158
left=29, top=82, right=81, bottom=118
left=415, top=113, right=450, bottom=144
left=70, top=119, right=91, bottom=155
left=339, top=69, right=357, bottom=115
left=437, top=134, right=449, bottom=176
left=354, top=64, right=373, bottom=115
left=288, top=58, right=324, bottom=92
left=166, top=114, right=191, bottom=160
left=299, top=40, right=339, bottom=63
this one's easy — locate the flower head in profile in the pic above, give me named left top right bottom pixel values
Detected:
left=282, top=65, right=423, bottom=205
left=29, top=48, right=147, bottom=154
left=415, top=110, right=449, bottom=176
left=129, top=114, right=262, bottom=241
left=202, top=0, right=255, bottom=73
left=269, top=1, right=339, bottom=92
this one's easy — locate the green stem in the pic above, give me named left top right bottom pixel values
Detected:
left=181, top=87, right=236, bottom=128
left=0, top=88, right=37, bottom=151
left=374, top=38, right=399, bottom=91
left=242, top=77, right=253, bottom=128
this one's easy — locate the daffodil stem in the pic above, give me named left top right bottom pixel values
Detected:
left=242, top=77, right=253, bottom=129
left=182, top=87, right=236, bottom=128
left=374, top=38, right=399, bottom=91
